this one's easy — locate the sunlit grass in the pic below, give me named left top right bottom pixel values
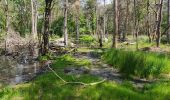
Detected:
left=103, top=49, right=170, bottom=79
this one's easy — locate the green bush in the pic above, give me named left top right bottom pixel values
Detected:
left=102, top=49, right=170, bottom=78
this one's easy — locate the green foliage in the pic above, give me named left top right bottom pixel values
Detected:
left=103, top=49, right=170, bottom=78
left=38, top=52, right=53, bottom=62
left=79, top=35, right=95, bottom=46
left=12, top=0, right=31, bottom=36
left=51, top=16, right=64, bottom=37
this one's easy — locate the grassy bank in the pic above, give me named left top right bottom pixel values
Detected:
left=103, top=49, right=170, bottom=79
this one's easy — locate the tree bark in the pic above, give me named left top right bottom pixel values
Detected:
left=156, top=0, right=163, bottom=47
left=64, top=0, right=68, bottom=46
left=42, top=0, right=53, bottom=55
left=134, top=0, right=139, bottom=50
left=31, top=0, right=37, bottom=39
left=167, top=0, right=170, bottom=43
left=75, top=0, right=80, bottom=48
left=4, top=0, right=9, bottom=53
left=123, top=0, right=130, bottom=42
left=103, top=0, right=106, bottom=38
left=147, top=0, right=152, bottom=43
left=112, top=0, right=118, bottom=48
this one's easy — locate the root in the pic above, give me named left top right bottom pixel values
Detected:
left=47, top=65, right=106, bottom=86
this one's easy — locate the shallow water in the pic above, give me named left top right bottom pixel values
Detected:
left=0, top=49, right=40, bottom=85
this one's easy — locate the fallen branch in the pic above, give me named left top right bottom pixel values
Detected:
left=47, top=65, right=106, bottom=86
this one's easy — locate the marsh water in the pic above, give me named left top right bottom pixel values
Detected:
left=0, top=48, right=40, bottom=85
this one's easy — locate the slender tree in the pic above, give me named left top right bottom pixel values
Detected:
left=167, top=0, right=170, bottom=43
left=112, top=0, right=118, bottom=48
left=156, top=0, right=163, bottom=47
left=42, top=0, right=53, bottom=55
left=31, top=0, right=37, bottom=39
left=103, top=0, right=106, bottom=38
left=4, top=0, right=8, bottom=53
left=147, top=0, right=152, bottom=43
left=64, top=0, right=68, bottom=46
left=75, top=0, right=80, bottom=48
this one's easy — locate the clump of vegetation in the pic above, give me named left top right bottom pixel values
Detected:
left=52, top=54, right=92, bottom=68
left=79, top=35, right=96, bottom=47
left=103, top=49, right=170, bottom=79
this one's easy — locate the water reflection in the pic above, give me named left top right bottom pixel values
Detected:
left=0, top=49, right=40, bottom=85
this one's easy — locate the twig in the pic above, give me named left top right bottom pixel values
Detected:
left=47, top=65, right=106, bottom=86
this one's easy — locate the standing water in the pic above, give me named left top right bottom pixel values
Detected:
left=0, top=48, right=40, bottom=85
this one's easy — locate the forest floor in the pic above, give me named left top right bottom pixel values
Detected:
left=1, top=36, right=170, bottom=99
left=0, top=47, right=170, bottom=99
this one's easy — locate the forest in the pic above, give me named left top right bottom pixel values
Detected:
left=1, top=0, right=170, bottom=99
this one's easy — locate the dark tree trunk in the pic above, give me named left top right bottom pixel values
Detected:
left=42, top=0, right=53, bottom=55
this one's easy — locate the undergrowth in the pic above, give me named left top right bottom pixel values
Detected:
left=103, top=49, right=170, bottom=79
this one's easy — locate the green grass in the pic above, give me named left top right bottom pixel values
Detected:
left=52, top=54, right=92, bottom=68
left=103, top=49, right=170, bottom=79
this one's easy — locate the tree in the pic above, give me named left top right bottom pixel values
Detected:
left=103, top=0, right=106, bottom=38
left=31, top=0, right=38, bottom=39
left=4, top=0, right=8, bottom=53
left=63, top=0, right=68, bottom=46
left=147, top=0, right=152, bottom=43
left=42, top=0, right=53, bottom=55
left=156, top=0, right=163, bottom=47
left=75, top=0, right=80, bottom=48
left=167, top=0, right=170, bottom=43
left=112, top=0, right=118, bottom=48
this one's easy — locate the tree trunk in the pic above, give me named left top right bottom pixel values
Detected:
left=75, top=0, right=80, bottom=48
left=167, top=0, right=170, bottom=43
left=156, top=0, right=163, bottom=47
left=123, top=0, right=130, bottom=42
left=112, top=0, right=118, bottom=48
left=99, top=17, right=103, bottom=48
left=5, top=0, right=9, bottom=53
left=134, top=0, right=139, bottom=50
left=103, top=0, right=106, bottom=38
left=64, top=0, right=68, bottom=46
left=31, top=0, right=37, bottom=39
left=42, top=0, right=53, bottom=55
left=147, top=0, right=152, bottom=43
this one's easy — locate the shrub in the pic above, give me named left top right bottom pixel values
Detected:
left=102, top=49, right=170, bottom=78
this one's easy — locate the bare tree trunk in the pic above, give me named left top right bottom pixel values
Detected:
left=95, top=0, right=98, bottom=35
left=156, top=0, right=163, bottom=47
left=123, top=0, right=130, bottom=42
left=42, top=0, right=53, bottom=55
left=4, top=0, right=9, bottom=53
left=75, top=0, right=80, bottom=48
left=64, top=0, right=68, bottom=46
left=103, top=0, right=106, bottom=39
left=112, top=0, right=118, bottom=48
left=167, top=0, right=170, bottom=43
left=34, top=0, right=38, bottom=39
left=99, top=17, right=103, bottom=48
left=31, top=0, right=37, bottom=39
left=147, top=0, right=152, bottom=43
